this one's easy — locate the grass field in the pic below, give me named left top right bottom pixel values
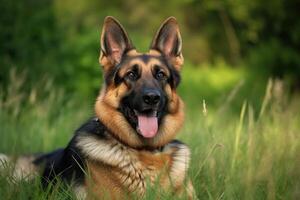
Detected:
left=0, top=66, right=300, bottom=199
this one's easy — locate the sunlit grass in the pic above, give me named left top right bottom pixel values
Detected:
left=0, top=69, right=91, bottom=154
left=180, top=78, right=300, bottom=200
left=0, top=67, right=299, bottom=199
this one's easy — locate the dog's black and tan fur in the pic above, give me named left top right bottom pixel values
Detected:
left=0, top=16, right=194, bottom=199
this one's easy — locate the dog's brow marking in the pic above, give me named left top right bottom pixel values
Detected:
left=125, top=54, right=163, bottom=64
left=126, top=49, right=141, bottom=56
left=148, top=49, right=161, bottom=56
left=120, top=58, right=169, bottom=77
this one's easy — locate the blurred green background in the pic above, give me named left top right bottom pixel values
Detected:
left=1, top=0, right=300, bottom=101
left=1, top=0, right=300, bottom=199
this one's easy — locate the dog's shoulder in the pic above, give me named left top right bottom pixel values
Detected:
left=36, top=117, right=107, bottom=187
left=74, top=117, right=107, bottom=139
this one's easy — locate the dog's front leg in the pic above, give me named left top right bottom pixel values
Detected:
left=161, top=140, right=196, bottom=199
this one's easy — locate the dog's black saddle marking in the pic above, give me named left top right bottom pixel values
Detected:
left=34, top=118, right=107, bottom=187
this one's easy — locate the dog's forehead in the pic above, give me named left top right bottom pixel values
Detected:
left=118, top=49, right=169, bottom=75
left=126, top=49, right=161, bottom=57
left=125, top=50, right=165, bottom=64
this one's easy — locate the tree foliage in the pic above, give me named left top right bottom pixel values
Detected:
left=1, top=0, right=299, bottom=96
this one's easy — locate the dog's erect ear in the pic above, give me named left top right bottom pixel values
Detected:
left=150, top=17, right=183, bottom=71
left=100, top=16, right=134, bottom=70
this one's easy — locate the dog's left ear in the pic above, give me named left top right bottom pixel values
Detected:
left=150, top=17, right=183, bottom=71
left=100, top=16, right=134, bottom=71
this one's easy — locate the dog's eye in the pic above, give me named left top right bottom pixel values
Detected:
left=156, top=71, right=166, bottom=80
left=126, top=71, right=138, bottom=81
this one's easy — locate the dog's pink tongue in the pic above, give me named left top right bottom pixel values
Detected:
left=137, top=115, right=158, bottom=138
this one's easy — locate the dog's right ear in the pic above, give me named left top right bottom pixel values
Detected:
left=150, top=17, right=183, bottom=71
left=99, top=16, right=134, bottom=71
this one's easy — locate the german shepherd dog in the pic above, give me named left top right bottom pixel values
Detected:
left=0, top=16, right=194, bottom=199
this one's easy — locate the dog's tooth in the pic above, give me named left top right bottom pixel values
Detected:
left=134, top=109, right=140, bottom=116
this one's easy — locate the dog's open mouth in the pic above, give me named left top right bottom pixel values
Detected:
left=134, top=110, right=158, bottom=138
left=120, top=96, right=165, bottom=139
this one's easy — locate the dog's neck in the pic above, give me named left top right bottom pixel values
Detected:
left=92, top=117, right=163, bottom=151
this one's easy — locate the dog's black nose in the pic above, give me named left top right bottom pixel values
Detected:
left=143, top=90, right=161, bottom=105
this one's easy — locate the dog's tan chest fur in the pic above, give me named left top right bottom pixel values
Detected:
left=76, top=133, right=190, bottom=199
left=86, top=152, right=169, bottom=199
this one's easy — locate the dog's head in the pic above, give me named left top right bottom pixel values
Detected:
left=95, top=16, right=184, bottom=149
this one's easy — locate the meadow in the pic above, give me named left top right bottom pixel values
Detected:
left=1, top=0, right=300, bottom=198
left=0, top=64, right=299, bottom=200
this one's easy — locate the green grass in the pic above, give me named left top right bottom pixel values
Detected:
left=0, top=67, right=300, bottom=199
